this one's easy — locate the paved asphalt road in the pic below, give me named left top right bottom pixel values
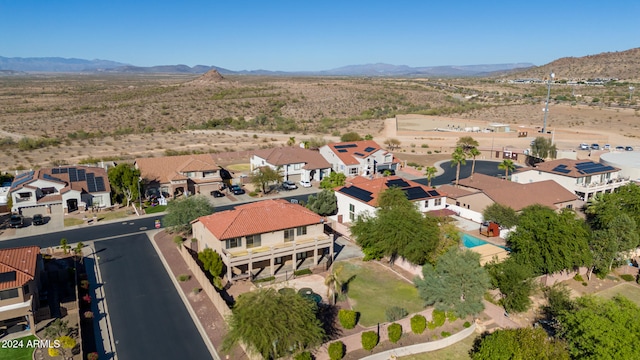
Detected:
left=414, top=160, right=521, bottom=186
left=95, top=233, right=213, bottom=360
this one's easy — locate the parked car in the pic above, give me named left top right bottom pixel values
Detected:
left=590, top=143, right=600, bottom=150
left=298, top=180, right=312, bottom=188
left=603, top=144, right=611, bottom=150
left=282, top=180, right=297, bottom=190
left=625, top=146, right=634, bottom=151
left=615, top=145, right=625, bottom=151
left=32, top=214, right=45, bottom=226
left=9, top=214, right=24, bottom=228
left=210, top=190, right=225, bottom=198
left=579, top=143, right=590, bottom=150
left=230, top=185, right=245, bottom=195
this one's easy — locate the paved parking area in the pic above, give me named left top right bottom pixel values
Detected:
left=14, top=212, right=64, bottom=237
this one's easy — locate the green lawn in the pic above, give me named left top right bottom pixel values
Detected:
left=145, top=205, right=167, bottom=214
left=399, top=334, right=475, bottom=360
left=336, top=260, right=424, bottom=327
left=63, top=218, right=84, bottom=227
left=596, top=283, right=640, bottom=307
left=0, top=335, right=37, bottom=360
left=96, top=209, right=131, bottom=222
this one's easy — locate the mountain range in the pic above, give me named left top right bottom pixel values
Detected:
left=0, top=56, right=533, bottom=77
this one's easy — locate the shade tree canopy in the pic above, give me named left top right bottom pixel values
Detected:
left=482, top=203, right=519, bottom=229
left=470, top=327, right=570, bottom=360
left=163, top=195, right=215, bottom=233
left=306, top=189, right=338, bottom=216
left=107, top=163, right=141, bottom=207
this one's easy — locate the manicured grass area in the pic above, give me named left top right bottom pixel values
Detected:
left=0, top=335, right=38, bottom=360
left=596, top=283, right=640, bottom=307
left=336, top=260, right=424, bottom=327
left=96, top=209, right=131, bottom=222
left=399, top=334, right=475, bottom=360
left=64, top=218, right=85, bottom=227
left=145, top=205, right=167, bottom=214
left=226, top=163, right=251, bottom=171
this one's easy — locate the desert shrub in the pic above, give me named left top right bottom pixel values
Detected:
left=294, top=268, right=312, bottom=276
left=388, top=323, right=402, bottom=343
left=178, top=274, right=191, bottom=282
left=620, top=274, right=635, bottom=282
left=421, top=144, right=429, bottom=148
left=427, top=321, right=437, bottom=330
left=432, top=309, right=446, bottom=327
left=573, top=274, right=584, bottom=282
left=328, top=341, right=344, bottom=360
left=193, top=287, right=201, bottom=294
left=582, top=282, right=588, bottom=286
left=253, top=276, right=275, bottom=283
left=338, top=309, right=358, bottom=329
left=248, top=191, right=258, bottom=197
left=463, top=321, right=472, bottom=328
left=441, top=331, right=451, bottom=337
left=173, top=236, right=184, bottom=246
left=295, top=351, right=313, bottom=360
left=446, top=311, right=457, bottom=322
left=407, top=162, right=421, bottom=167
left=361, top=331, right=379, bottom=351
left=385, top=306, right=408, bottom=322
left=411, top=314, right=427, bottom=334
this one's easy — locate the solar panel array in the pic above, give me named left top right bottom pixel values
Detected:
left=386, top=179, right=410, bottom=188
left=52, top=167, right=88, bottom=182
left=574, top=161, right=616, bottom=175
left=552, top=164, right=571, bottom=174
left=339, top=186, right=373, bottom=202
left=337, top=149, right=348, bottom=153
left=85, top=172, right=107, bottom=192
left=14, top=171, right=33, bottom=180
left=334, top=144, right=358, bottom=149
left=354, top=152, right=365, bottom=157
left=364, top=147, right=376, bottom=153
left=404, top=187, right=429, bottom=200
left=43, top=174, right=64, bottom=183
left=12, top=171, right=34, bottom=187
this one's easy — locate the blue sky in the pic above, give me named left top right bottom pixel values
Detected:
left=2, top=0, right=638, bottom=71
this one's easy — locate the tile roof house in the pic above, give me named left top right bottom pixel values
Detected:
left=250, top=146, right=331, bottom=182
left=438, top=173, right=581, bottom=223
left=192, top=199, right=333, bottom=282
left=0, top=246, right=43, bottom=335
left=331, top=176, right=447, bottom=224
left=135, top=154, right=228, bottom=198
left=319, top=140, right=400, bottom=177
left=512, top=159, right=629, bottom=201
left=10, top=166, right=112, bottom=214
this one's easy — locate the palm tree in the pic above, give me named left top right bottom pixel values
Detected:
left=424, top=166, right=437, bottom=187
left=457, top=136, right=479, bottom=152
left=469, top=147, right=481, bottom=179
left=498, top=159, right=516, bottom=179
left=324, top=267, right=343, bottom=305
left=450, top=147, right=467, bottom=187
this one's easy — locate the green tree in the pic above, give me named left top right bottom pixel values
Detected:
left=555, top=295, right=640, bottom=360
left=586, top=183, right=640, bottom=233
left=450, top=147, right=466, bottom=186
left=498, top=159, right=515, bottom=178
left=340, top=132, right=362, bottom=142
left=107, top=163, right=141, bottom=207
left=456, top=136, right=479, bottom=152
left=324, top=267, right=343, bottom=305
left=60, top=238, right=70, bottom=255
left=587, top=214, right=638, bottom=279
left=415, top=247, right=490, bottom=317
left=508, top=205, right=592, bottom=276
left=482, top=203, right=519, bottom=228
left=306, top=189, right=337, bottom=216
left=468, top=147, right=481, bottom=179
left=351, top=187, right=440, bottom=265
left=470, top=327, right=570, bottom=360
left=222, top=288, right=324, bottom=359
left=486, top=257, right=534, bottom=313
left=320, top=172, right=346, bottom=189
left=198, top=248, right=224, bottom=288
left=251, top=166, right=283, bottom=193
left=384, top=138, right=401, bottom=150
left=163, top=195, right=214, bottom=233
left=530, top=136, right=557, bottom=159
left=424, top=166, right=437, bottom=187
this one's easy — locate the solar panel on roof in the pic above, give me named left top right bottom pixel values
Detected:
left=354, top=152, right=365, bottom=156
left=576, top=161, right=593, bottom=166
left=334, top=144, right=358, bottom=149
left=86, top=173, right=96, bottom=192
left=556, top=168, right=571, bottom=174
left=339, top=186, right=373, bottom=202
left=15, top=171, right=32, bottom=180
left=0, top=271, right=16, bottom=283
left=12, top=172, right=34, bottom=187
left=60, top=168, right=68, bottom=173
left=52, top=168, right=60, bottom=174
left=68, top=168, right=77, bottom=182
left=404, top=187, right=429, bottom=201
left=556, top=164, right=567, bottom=168
left=95, top=177, right=106, bottom=192
left=427, top=190, right=440, bottom=197
left=43, top=174, right=64, bottom=183
left=386, top=179, right=410, bottom=188
left=77, top=169, right=86, bottom=181
left=364, top=147, right=376, bottom=152
left=337, top=149, right=348, bottom=153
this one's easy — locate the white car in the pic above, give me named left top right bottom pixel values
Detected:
left=579, top=143, right=589, bottom=150
left=299, top=180, right=312, bottom=188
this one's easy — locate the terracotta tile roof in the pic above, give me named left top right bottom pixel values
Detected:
left=326, top=140, right=397, bottom=166
left=135, top=154, right=220, bottom=184
left=436, top=184, right=478, bottom=199
left=0, top=246, right=39, bottom=291
left=11, top=166, right=111, bottom=195
left=251, top=147, right=331, bottom=170
left=458, top=173, right=578, bottom=211
left=518, top=159, right=620, bottom=178
left=336, top=176, right=443, bottom=206
left=195, top=199, right=323, bottom=240
left=37, top=194, right=62, bottom=204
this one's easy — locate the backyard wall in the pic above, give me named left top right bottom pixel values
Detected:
left=392, top=258, right=423, bottom=279
left=537, top=267, right=588, bottom=287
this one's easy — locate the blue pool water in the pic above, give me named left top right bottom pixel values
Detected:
left=462, top=233, right=510, bottom=251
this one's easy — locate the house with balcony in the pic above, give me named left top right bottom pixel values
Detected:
left=250, top=146, right=331, bottom=183
left=191, top=199, right=333, bottom=282
left=319, top=140, right=399, bottom=177
left=9, top=166, right=112, bottom=214
left=135, top=154, right=231, bottom=198
left=512, top=159, right=628, bottom=201
left=0, top=246, right=43, bottom=335
left=331, top=176, right=447, bottom=226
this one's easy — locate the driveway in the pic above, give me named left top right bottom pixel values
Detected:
left=95, top=233, right=213, bottom=360
left=14, top=212, right=64, bottom=236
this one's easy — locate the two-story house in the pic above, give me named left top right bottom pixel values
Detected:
left=319, top=140, right=399, bottom=177
left=331, top=176, right=447, bottom=225
left=512, top=159, right=628, bottom=201
left=250, top=146, right=331, bottom=183
left=10, top=166, right=112, bottom=215
left=135, top=154, right=230, bottom=198
left=0, top=246, right=43, bottom=335
left=191, top=199, right=333, bottom=282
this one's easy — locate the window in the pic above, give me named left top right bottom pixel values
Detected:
left=203, top=171, right=217, bottom=178
left=434, top=198, right=442, bottom=206
left=284, top=229, right=295, bottom=242
left=246, top=234, right=261, bottom=248
left=297, top=226, right=307, bottom=236
left=274, top=257, right=282, bottom=264
left=0, top=288, right=19, bottom=300
left=349, top=167, right=358, bottom=175
left=566, top=204, right=573, bottom=209
left=225, top=237, right=242, bottom=249
left=18, top=192, right=31, bottom=199
left=349, top=204, right=355, bottom=222
left=294, top=163, right=302, bottom=170
left=23, top=284, right=29, bottom=295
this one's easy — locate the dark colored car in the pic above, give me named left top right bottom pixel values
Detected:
left=231, top=184, right=245, bottom=195
left=32, top=214, right=45, bottom=225
left=625, top=146, right=634, bottom=151
left=9, top=214, right=24, bottom=228
left=210, top=190, right=225, bottom=198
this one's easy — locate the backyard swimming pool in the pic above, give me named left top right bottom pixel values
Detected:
left=462, top=233, right=509, bottom=250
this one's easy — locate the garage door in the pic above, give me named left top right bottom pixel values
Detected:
left=20, top=205, right=47, bottom=217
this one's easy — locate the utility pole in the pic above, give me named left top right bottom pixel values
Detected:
left=542, top=71, right=555, bottom=134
